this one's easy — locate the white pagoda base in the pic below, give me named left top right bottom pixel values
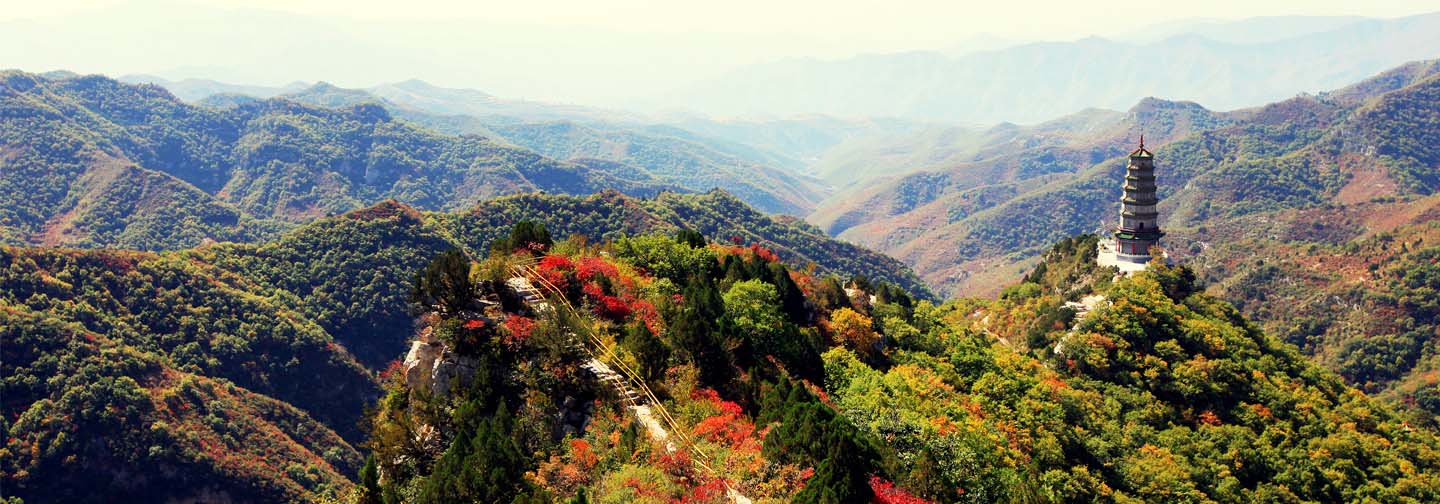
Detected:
left=1096, top=239, right=1155, bottom=274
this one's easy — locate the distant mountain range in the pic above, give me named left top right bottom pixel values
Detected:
left=660, top=12, right=1440, bottom=123
left=116, top=74, right=956, bottom=214
left=0, top=71, right=692, bottom=250
left=119, top=74, right=931, bottom=168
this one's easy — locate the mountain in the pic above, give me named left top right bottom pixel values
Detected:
left=805, top=59, right=1440, bottom=414
left=364, top=78, right=648, bottom=125
left=657, top=113, right=933, bottom=167
left=275, top=81, right=834, bottom=215
left=9, top=214, right=1435, bottom=501
left=364, top=80, right=936, bottom=174
left=663, top=13, right=1440, bottom=123
left=427, top=190, right=932, bottom=298
left=139, top=74, right=938, bottom=178
left=119, top=74, right=310, bottom=101
left=1117, top=15, right=1368, bottom=44
left=361, top=229, right=1440, bottom=502
left=813, top=59, right=1440, bottom=299
left=0, top=70, right=678, bottom=250
left=195, top=189, right=934, bottom=370
left=808, top=96, right=1229, bottom=254
left=485, top=122, right=828, bottom=215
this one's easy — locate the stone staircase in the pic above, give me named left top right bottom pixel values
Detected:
left=506, top=274, right=747, bottom=503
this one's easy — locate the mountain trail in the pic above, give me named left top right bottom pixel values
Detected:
left=508, top=273, right=751, bottom=504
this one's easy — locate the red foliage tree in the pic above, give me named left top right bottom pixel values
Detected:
left=502, top=316, right=536, bottom=347
left=870, top=476, right=932, bottom=504
left=536, top=255, right=575, bottom=290
left=576, top=256, right=620, bottom=282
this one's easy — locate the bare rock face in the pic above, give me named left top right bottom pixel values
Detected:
left=401, top=324, right=486, bottom=398
left=402, top=338, right=482, bottom=399
left=402, top=338, right=441, bottom=392
left=557, top=396, right=595, bottom=438
left=429, top=351, right=479, bottom=397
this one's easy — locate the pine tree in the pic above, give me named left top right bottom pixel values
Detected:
left=493, top=220, right=554, bottom=254
left=621, top=322, right=669, bottom=383
left=410, top=249, right=475, bottom=316
left=417, top=405, right=528, bottom=503
left=768, top=262, right=809, bottom=323
left=358, top=454, right=382, bottom=504
left=675, top=228, right=706, bottom=249
left=672, top=274, right=734, bottom=386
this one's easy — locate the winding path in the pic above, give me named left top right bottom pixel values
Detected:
left=507, top=270, right=751, bottom=503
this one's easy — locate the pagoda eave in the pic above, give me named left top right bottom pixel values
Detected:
left=1115, top=230, right=1165, bottom=240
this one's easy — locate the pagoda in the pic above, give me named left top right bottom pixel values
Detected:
left=1098, top=136, right=1164, bottom=271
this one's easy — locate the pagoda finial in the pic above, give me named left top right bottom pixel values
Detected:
left=1139, top=133, right=1145, bottom=149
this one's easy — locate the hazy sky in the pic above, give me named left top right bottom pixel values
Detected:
left=4, top=0, right=1439, bottom=107
left=9, top=0, right=1439, bottom=39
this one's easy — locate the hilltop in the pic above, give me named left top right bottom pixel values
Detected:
left=366, top=231, right=1440, bottom=502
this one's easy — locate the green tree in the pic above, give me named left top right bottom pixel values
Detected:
left=675, top=228, right=706, bottom=248
left=358, top=454, right=382, bottom=504
left=613, top=234, right=718, bottom=284
left=814, top=276, right=852, bottom=312
left=410, top=249, right=476, bottom=316
left=671, top=274, right=734, bottom=386
left=493, top=220, right=554, bottom=254
left=417, top=405, right=529, bottom=503
left=769, top=262, right=809, bottom=323
left=621, top=322, right=670, bottom=383
left=724, top=279, right=785, bottom=346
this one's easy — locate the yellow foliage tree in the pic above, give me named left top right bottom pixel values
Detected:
left=829, top=307, right=878, bottom=356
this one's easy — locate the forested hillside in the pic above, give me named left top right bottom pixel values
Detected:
left=432, top=190, right=931, bottom=298
left=1, top=185, right=936, bottom=502
left=487, top=121, right=828, bottom=215
left=277, top=81, right=831, bottom=215
left=1, top=247, right=374, bottom=502
left=0, top=71, right=673, bottom=250
left=6, top=187, right=1438, bottom=502
left=809, top=96, right=1230, bottom=230
left=1179, top=197, right=1440, bottom=417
